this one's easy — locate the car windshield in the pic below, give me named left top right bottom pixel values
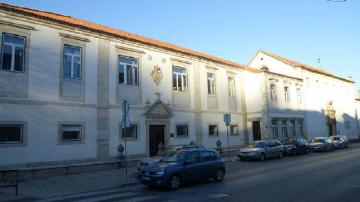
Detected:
left=159, top=151, right=187, bottom=162
left=157, top=148, right=178, bottom=156
left=250, top=141, right=266, bottom=148
left=311, top=139, right=325, bottom=143
left=332, top=137, right=340, bottom=141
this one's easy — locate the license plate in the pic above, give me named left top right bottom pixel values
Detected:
left=142, top=176, right=150, bottom=180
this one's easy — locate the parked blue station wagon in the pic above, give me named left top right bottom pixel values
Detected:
left=136, top=148, right=225, bottom=190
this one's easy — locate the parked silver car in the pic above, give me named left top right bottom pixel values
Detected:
left=237, top=140, right=284, bottom=161
left=330, top=135, right=349, bottom=149
left=309, top=137, right=333, bottom=152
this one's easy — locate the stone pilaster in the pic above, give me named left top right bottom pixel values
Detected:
left=239, top=71, right=249, bottom=145
left=193, top=61, right=203, bottom=144
left=96, top=38, right=110, bottom=159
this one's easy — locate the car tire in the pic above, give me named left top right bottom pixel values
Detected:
left=278, top=151, right=283, bottom=158
left=292, top=150, right=297, bottom=156
left=214, top=168, right=225, bottom=182
left=168, top=174, right=181, bottom=190
left=259, top=153, right=265, bottom=162
left=345, top=144, right=348, bottom=149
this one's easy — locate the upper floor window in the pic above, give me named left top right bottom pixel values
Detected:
left=207, top=72, right=216, bottom=95
left=172, top=66, right=187, bottom=92
left=228, top=77, right=236, bottom=97
left=118, top=55, right=138, bottom=86
left=270, top=84, right=277, bottom=101
left=296, top=88, right=302, bottom=104
left=284, top=86, right=290, bottom=102
left=63, top=45, right=81, bottom=79
left=1, top=33, right=25, bottom=72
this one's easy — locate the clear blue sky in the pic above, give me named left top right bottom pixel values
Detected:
left=2, top=0, right=360, bottom=90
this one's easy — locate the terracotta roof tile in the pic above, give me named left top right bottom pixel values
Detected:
left=258, top=50, right=354, bottom=83
left=0, top=3, right=259, bottom=72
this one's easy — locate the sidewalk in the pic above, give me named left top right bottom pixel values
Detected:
left=0, top=167, right=138, bottom=201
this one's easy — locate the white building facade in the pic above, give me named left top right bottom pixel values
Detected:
left=0, top=3, right=359, bottom=168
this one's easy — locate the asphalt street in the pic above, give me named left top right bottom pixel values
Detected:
left=2, top=144, right=360, bottom=202
left=31, top=144, right=360, bottom=202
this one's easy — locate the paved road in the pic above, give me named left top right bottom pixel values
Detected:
left=32, top=144, right=360, bottom=202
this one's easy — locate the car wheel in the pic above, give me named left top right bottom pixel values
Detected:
left=259, top=153, right=265, bottom=162
left=278, top=151, right=283, bottom=158
left=345, top=144, right=348, bottom=148
left=292, top=150, right=297, bottom=156
left=214, top=168, right=225, bottom=182
left=169, top=174, right=181, bottom=190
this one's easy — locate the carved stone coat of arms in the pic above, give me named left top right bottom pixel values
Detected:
left=150, top=65, right=163, bottom=86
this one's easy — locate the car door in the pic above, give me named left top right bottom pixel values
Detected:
left=200, top=151, right=216, bottom=178
left=266, top=141, right=275, bottom=158
left=181, top=151, right=202, bottom=182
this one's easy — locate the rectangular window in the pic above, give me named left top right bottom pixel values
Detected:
left=281, top=120, right=287, bottom=138
left=61, top=124, right=82, bottom=142
left=270, top=84, right=277, bottom=101
left=296, top=88, right=302, bottom=104
left=176, top=124, right=188, bottom=137
left=172, top=66, right=187, bottom=92
left=271, top=120, right=278, bottom=138
left=284, top=86, right=290, bottom=102
left=121, top=124, right=138, bottom=139
left=63, top=45, right=81, bottom=79
left=290, top=120, right=296, bottom=137
left=228, top=77, right=236, bottom=97
left=118, top=55, right=138, bottom=86
left=230, top=125, right=238, bottom=136
left=209, top=124, right=219, bottom=136
left=207, top=72, right=216, bottom=95
left=1, top=33, right=25, bottom=72
left=297, top=120, right=303, bottom=137
left=0, top=124, right=23, bottom=144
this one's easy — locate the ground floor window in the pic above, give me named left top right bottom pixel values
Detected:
left=271, top=120, right=278, bottom=139
left=0, top=124, right=23, bottom=144
left=297, top=120, right=303, bottom=137
left=230, top=125, right=238, bottom=136
left=121, top=124, right=138, bottom=140
left=290, top=120, right=296, bottom=137
left=281, top=120, right=288, bottom=138
left=208, top=124, right=219, bottom=136
left=176, top=124, right=188, bottom=137
left=60, top=124, right=83, bottom=143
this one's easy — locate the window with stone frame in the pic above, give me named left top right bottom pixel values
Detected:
left=296, top=88, right=302, bottom=104
left=271, top=119, right=279, bottom=139
left=207, top=72, right=216, bottom=95
left=172, top=66, right=187, bottom=92
left=284, top=86, right=290, bottom=102
left=121, top=124, right=138, bottom=140
left=118, top=55, right=138, bottom=86
left=209, top=124, right=219, bottom=136
left=297, top=120, right=303, bottom=137
left=1, top=33, right=26, bottom=72
left=281, top=120, right=288, bottom=138
left=60, top=124, right=83, bottom=142
left=176, top=124, right=188, bottom=137
left=230, top=125, right=238, bottom=136
left=228, top=77, right=236, bottom=97
left=63, top=44, right=81, bottom=79
left=290, top=120, right=296, bottom=137
left=0, top=124, right=23, bottom=144
left=270, top=84, right=277, bottom=101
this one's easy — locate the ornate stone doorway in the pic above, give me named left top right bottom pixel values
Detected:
left=325, top=101, right=336, bottom=136
left=149, top=125, right=165, bottom=156
left=144, top=93, right=172, bottom=156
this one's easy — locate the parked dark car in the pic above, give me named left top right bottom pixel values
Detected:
left=309, top=137, right=333, bottom=152
left=137, top=144, right=205, bottom=171
left=281, top=138, right=309, bottom=156
left=237, top=140, right=284, bottom=161
left=136, top=148, right=225, bottom=190
left=330, top=135, right=349, bottom=149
